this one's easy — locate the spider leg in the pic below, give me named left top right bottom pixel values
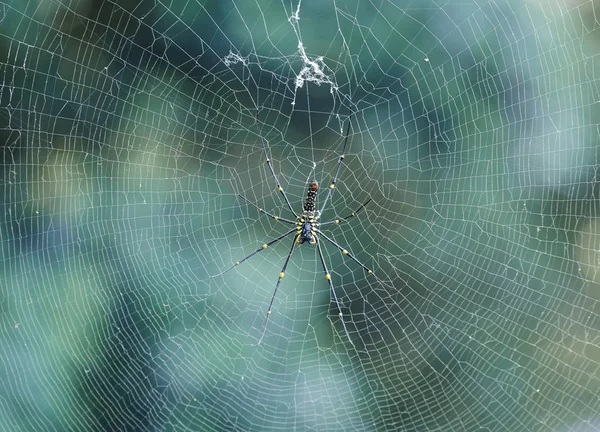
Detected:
left=257, top=235, right=298, bottom=345
left=255, top=111, right=299, bottom=218
left=320, top=198, right=372, bottom=226
left=315, top=236, right=354, bottom=346
left=316, top=230, right=374, bottom=277
left=319, top=117, right=352, bottom=215
left=210, top=228, right=297, bottom=278
left=238, top=195, right=296, bottom=224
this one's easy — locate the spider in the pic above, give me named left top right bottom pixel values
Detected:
left=210, top=118, right=374, bottom=346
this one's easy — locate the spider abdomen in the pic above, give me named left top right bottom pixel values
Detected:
left=296, top=181, right=319, bottom=244
left=303, top=181, right=319, bottom=213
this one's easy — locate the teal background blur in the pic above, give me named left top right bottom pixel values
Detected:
left=1, top=0, right=599, bottom=431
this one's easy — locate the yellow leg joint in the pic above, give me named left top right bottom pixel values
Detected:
left=262, top=244, right=268, bottom=249
left=325, top=274, right=331, bottom=280
left=279, top=272, right=285, bottom=278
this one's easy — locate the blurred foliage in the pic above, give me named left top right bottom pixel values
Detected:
left=1, top=0, right=599, bottom=431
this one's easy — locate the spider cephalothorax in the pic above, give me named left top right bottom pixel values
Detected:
left=211, top=116, right=374, bottom=346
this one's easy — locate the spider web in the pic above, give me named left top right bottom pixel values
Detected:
left=0, top=0, right=599, bottom=431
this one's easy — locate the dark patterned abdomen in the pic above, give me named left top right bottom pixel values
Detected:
left=304, top=181, right=319, bottom=213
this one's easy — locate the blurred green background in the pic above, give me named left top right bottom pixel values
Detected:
left=1, top=0, right=599, bottom=431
